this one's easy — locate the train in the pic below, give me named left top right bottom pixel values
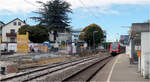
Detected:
left=109, top=42, right=125, bottom=56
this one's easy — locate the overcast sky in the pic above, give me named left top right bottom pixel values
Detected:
left=0, top=0, right=150, bottom=42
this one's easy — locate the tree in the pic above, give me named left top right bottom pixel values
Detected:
left=119, top=39, right=124, bottom=44
left=18, top=25, right=30, bottom=34
left=18, top=25, right=49, bottom=43
left=31, top=0, right=72, bottom=42
left=29, top=25, right=49, bottom=43
left=102, top=42, right=111, bottom=50
left=79, top=24, right=104, bottom=48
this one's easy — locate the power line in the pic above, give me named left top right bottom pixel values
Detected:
left=78, top=0, right=98, bottom=18
left=24, top=0, right=39, bottom=7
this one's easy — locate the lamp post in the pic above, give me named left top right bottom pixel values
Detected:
left=93, top=31, right=98, bottom=50
left=116, top=33, right=119, bottom=42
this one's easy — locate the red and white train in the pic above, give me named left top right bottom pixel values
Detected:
left=109, top=42, right=125, bottom=56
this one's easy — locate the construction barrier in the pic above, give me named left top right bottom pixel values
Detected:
left=34, top=46, right=48, bottom=53
left=17, top=32, right=29, bottom=53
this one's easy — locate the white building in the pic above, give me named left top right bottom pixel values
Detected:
left=71, top=30, right=81, bottom=42
left=0, top=21, right=5, bottom=38
left=128, top=22, right=150, bottom=79
left=141, top=32, right=150, bottom=78
left=57, top=32, right=72, bottom=42
left=0, top=21, right=4, bottom=28
left=2, top=18, right=26, bottom=43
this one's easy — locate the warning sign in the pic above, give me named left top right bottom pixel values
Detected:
left=137, top=50, right=141, bottom=57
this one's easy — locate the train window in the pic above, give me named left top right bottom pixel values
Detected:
left=112, top=43, right=118, bottom=50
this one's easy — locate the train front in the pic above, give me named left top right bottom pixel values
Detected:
left=109, top=42, right=120, bottom=56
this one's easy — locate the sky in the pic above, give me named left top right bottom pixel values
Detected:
left=0, top=0, right=150, bottom=42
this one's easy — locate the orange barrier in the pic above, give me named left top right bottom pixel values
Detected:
left=34, top=46, right=48, bottom=53
left=137, top=50, right=141, bottom=57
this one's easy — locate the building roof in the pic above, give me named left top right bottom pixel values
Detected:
left=2, top=18, right=26, bottom=28
left=0, top=21, right=5, bottom=25
left=0, top=21, right=5, bottom=29
left=131, top=22, right=150, bottom=34
left=130, top=22, right=150, bottom=41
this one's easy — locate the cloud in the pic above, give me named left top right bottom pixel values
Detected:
left=66, top=0, right=150, bottom=8
left=0, top=0, right=39, bottom=14
left=85, top=7, right=120, bottom=15
left=0, top=0, right=149, bottom=14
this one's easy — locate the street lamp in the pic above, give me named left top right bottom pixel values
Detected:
left=116, top=33, right=119, bottom=42
left=93, top=31, right=98, bottom=50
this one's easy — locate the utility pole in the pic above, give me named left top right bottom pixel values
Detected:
left=0, top=37, right=1, bottom=57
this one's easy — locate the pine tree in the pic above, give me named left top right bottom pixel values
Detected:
left=31, top=0, right=72, bottom=42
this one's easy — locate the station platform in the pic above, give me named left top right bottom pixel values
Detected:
left=91, top=53, right=149, bottom=82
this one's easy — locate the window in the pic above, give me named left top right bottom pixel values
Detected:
left=10, top=38, right=16, bottom=42
left=112, top=43, right=119, bottom=50
left=74, top=35, right=78, bottom=37
left=10, top=29, right=15, bottom=33
left=13, top=22, right=16, bottom=26
left=18, top=22, right=21, bottom=26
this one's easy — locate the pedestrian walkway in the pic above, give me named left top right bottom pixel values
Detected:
left=91, top=53, right=149, bottom=82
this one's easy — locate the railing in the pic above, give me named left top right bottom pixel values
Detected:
left=6, top=33, right=17, bottom=37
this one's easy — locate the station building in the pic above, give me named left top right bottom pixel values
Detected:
left=127, top=21, right=150, bottom=79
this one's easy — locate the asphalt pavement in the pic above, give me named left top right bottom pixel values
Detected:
left=91, top=53, right=149, bottom=82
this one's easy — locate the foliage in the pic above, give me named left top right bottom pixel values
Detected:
left=31, top=0, right=72, bottom=41
left=18, top=25, right=30, bottom=34
left=102, top=42, right=111, bottom=50
left=119, top=39, right=124, bottom=44
left=18, top=25, right=49, bottom=43
left=79, top=24, right=104, bottom=47
left=29, top=25, right=49, bottom=43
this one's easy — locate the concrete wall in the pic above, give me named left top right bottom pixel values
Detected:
left=126, top=41, right=131, bottom=58
left=1, top=43, right=17, bottom=52
left=1, top=43, right=48, bottom=53
left=8, top=43, right=17, bottom=52
left=141, top=32, right=150, bottom=78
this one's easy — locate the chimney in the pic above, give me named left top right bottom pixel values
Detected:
left=23, top=20, right=26, bottom=24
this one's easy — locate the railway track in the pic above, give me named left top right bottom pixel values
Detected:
left=62, top=56, right=112, bottom=82
left=0, top=55, right=106, bottom=82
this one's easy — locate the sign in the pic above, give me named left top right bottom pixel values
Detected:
left=137, top=50, right=141, bottom=57
left=17, top=32, right=29, bottom=53
left=84, top=43, right=87, bottom=48
left=43, top=42, right=51, bottom=49
left=135, top=46, right=141, bottom=51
